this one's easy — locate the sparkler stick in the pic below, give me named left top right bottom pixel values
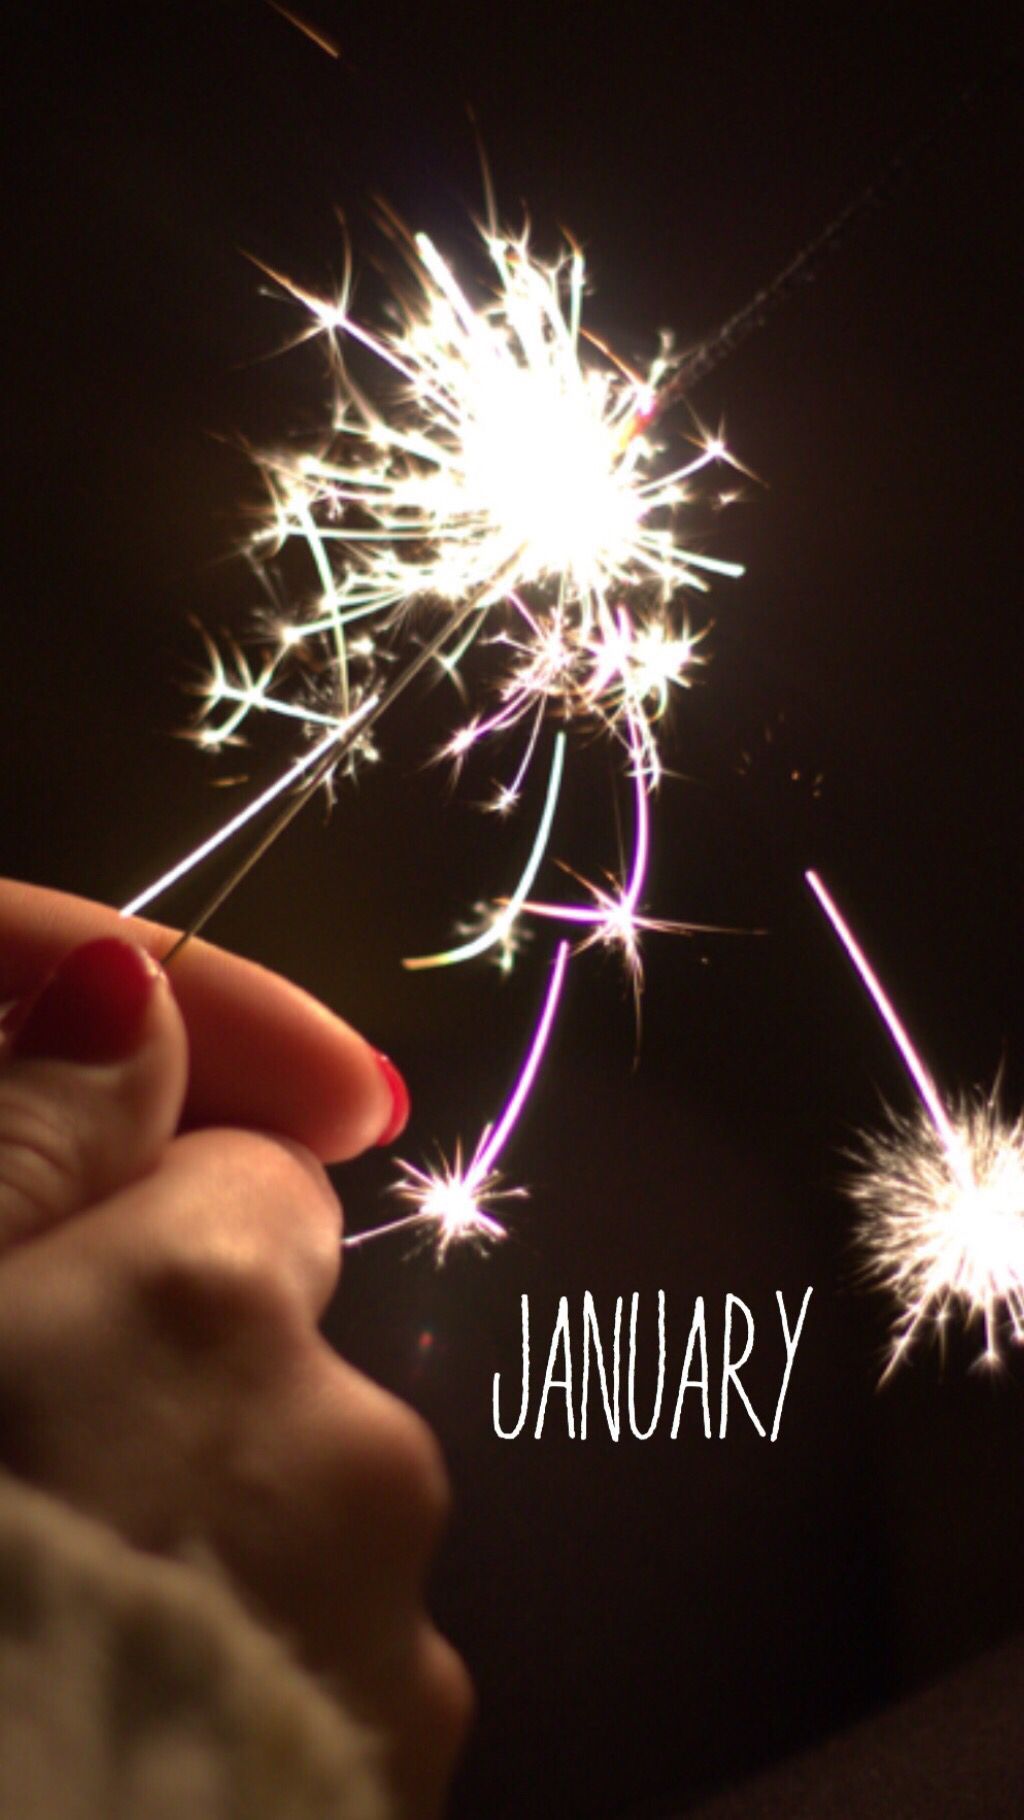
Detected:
left=807, top=870, right=1024, bottom=1371
left=123, top=718, right=370, bottom=923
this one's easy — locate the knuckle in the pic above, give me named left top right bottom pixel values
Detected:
left=398, top=1626, right=474, bottom=1812
left=137, top=1129, right=343, bottom=1349
left=420, top=1628, right=475, bottom=1756
left=0, top=1087, right=87, bottom=1241
left=335, top=1375, right=452, bottom=1562
left=369, top=1396, right=452, bottom=1549
left=139, top=1228, right=303, bottom=1354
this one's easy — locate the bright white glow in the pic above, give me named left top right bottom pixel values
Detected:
left=808, top=870, right=1024, bottom=1371
left=852, top=1100, right=1024, bottom=1373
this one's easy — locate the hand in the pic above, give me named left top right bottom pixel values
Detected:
left=0, top=881, right=472, bottom=1819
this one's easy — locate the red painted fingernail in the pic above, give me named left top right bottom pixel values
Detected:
left=374, top=1051, right=410, bottom=1146
left=7, top=939, right=161, bottom=1064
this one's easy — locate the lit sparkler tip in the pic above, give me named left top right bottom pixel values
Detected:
left=808, top=870, right=1024, bottom=1371
left=853, top=1097, right=1024, bottom=1370
left=390, top=1154, right=513, bottom=1257
left=487, top=784, right=521, bottom=816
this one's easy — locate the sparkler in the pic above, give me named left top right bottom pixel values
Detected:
left=128, top=210, right=743, bottom=1250
left=119, top=35, right=1013, bottom=1260
left=807, top=871, right=1024, bottom=1373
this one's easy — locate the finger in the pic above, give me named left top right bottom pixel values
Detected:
left=0, top=937, right=188, bottom=1249
left=0, top=880, right=405, bottom=1161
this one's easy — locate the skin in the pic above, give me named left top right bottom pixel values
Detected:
left=0, top=880, right=472, bottom=1820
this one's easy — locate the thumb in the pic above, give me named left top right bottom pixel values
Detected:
left=0, top=937, right=188, bottom=1248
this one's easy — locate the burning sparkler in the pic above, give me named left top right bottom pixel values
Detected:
left=127, top=211, right=744, bottom=1249
left=807, top=871, right=1024, bottom=1373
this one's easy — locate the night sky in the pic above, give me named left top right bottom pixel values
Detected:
left=6, top=5, right=1024, bottom=1816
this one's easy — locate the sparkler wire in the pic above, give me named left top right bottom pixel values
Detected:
left=122, top=717, right=371, bottom=921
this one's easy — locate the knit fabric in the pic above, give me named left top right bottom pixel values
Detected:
left=0, top=1469, right=391, bottom=1820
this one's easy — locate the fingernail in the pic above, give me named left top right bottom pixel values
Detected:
left=7, top=939, right=161, bottom=1064
left=374, top=1051, right=410, bottom=1146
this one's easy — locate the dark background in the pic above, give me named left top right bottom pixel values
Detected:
left=6, top=4, right=1023, bottom=1815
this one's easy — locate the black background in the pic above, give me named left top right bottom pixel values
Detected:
left=6, top=4, right=1023, bottom=1816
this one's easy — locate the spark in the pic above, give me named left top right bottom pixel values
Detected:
left=346, top=941, right=571, bottom=1255
left=265, top=2, right=341, bottom=59
left=516, top=714, right=653, bottom=990
left=403, top=730, right=566, bottom=972
left=131, top=211, right=742, bottom=1251
left=197, top=220, right=742, bottom=790
left=807, top=870, right=1024, bottom=1372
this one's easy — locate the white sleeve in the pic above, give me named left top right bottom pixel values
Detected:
left=0, top=1468, right=392, bottom=1820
